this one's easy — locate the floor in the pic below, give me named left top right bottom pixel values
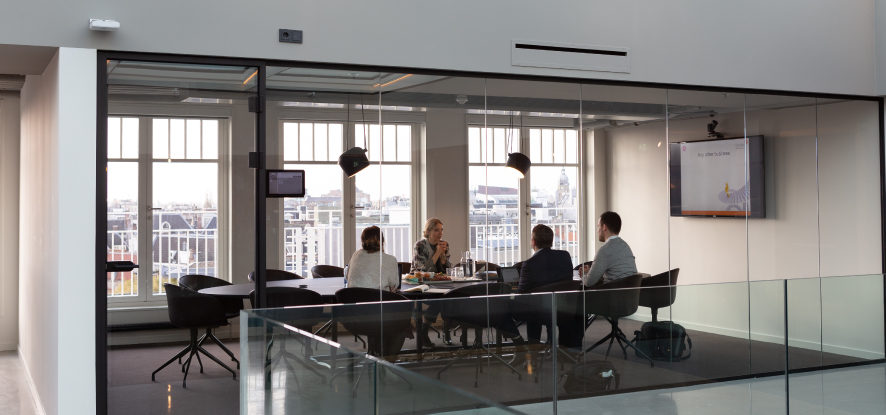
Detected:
left=513, top=363, right=886, bottom=415
left=0, top=351, right=40, bottom=415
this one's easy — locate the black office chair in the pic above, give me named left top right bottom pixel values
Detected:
left=249, top=287, right=327, bottom=385
left=311, top=265, right=344, bottom=279
left=179, top=274, right=242, bottom=368
left=247, top=269, right=304, bottom=282
left=152, top=284, right=237, bottom=387
left=513, top=279, right=582, bottom=382
left=638, top=269, right=679, bottom=322
left=331, top=288, right=414, bottom=394
left=580, top=275, right=653, bottom=366
left=436, top=283, right=522, bottom=387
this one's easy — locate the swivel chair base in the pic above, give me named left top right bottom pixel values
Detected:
left=436, top=339, right=523, bottom=388
left=153, top=328, right=237, bottom=388
left=580, top=318, right=653, bottom=367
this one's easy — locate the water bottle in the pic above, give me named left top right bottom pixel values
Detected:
left=460, top=252, right=466, bottom=277
left=469, top=252, right=476, bottom=277
left=343, top=264, right=349, bottom=287
left=464, top=251, right=474, bottom=277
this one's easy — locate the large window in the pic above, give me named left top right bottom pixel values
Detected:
left=282, top=122, right=345, bottom=276
left=467, top=125, right=581, bottom=266
left=281, top=121, right=415, bottom=276
left=468, top=126, right=522, bottom=266
left=528, top=127, right=580, bottom=264
left=106, top=116, right=222, bottom=301
left=354, top=123, right=414, bottom=262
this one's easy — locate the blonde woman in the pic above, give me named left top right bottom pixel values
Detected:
left=411, top=218, right=452, bottom=273
left=410, top=218, right=453, bottom=347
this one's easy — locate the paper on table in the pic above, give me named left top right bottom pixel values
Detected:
left=425, top=288, right=449, bottom=294
left=402, top=284, right=429, bottom=293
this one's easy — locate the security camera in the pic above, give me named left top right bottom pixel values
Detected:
left=608, top=120, right=618, bottom=126
left=633, top=122, right=639, bottom=126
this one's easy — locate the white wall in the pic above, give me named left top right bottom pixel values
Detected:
left=608, top=99, right=884, bottom=359
left=0, top=0, right=878, bottom=96
left=19, top=48, right=96, bottom=415
left=0, top=91, right=21, bottom=351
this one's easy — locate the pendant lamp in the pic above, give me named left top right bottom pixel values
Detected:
left=337, top=92, right=370, bottom=177
left=505, top=152, right=531, bottom=178
left=339, top=147, right=370, bottom=178
left=505, top=112, right=530, bottom=178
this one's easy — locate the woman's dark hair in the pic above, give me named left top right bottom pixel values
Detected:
left=361, top=226, right=384, bottom=253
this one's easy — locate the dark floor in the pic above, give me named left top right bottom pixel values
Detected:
left=107, top=318, right=871, bottom=415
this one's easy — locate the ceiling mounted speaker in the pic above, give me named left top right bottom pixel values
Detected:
left=338, top=147, right=370, bottom=178
left=505, top=152, right=531, bottom=179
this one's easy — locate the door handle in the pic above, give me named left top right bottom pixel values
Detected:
left=107, top=261, right=139, bottom=272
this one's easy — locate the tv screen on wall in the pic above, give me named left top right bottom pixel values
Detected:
left=669, top=136, right=765, bottom=218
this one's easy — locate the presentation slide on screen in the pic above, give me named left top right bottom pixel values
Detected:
left=679, top=138, right=750, bottom=216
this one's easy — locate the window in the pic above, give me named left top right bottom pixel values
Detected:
left=282, top=122, right=345, bottom=276
left=354, top=124, right=413, bottom=262
left=528, top=128, right=580, bottom=264
left=107, top=117, right=140, bottom=297
left=467, top=125, right=581, bottom=266
left=468, top=126, right=522, bottom=266
left=151, top=118, right=220, bottom=294
left=106, top=116, right=222, bottom=301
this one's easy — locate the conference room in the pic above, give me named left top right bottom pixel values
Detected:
left=102, top=58, right=884, bottom=414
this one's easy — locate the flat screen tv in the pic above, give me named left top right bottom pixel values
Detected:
left=669, top=135, right=765, bottom=218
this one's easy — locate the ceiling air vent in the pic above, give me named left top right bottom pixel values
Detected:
left=512, top=40, right=630, bottom=73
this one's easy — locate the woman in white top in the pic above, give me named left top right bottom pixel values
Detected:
left=345, top=226, right=400, bottom=292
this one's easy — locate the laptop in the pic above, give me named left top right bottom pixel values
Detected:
left=497, top=266, right=521, bottom=285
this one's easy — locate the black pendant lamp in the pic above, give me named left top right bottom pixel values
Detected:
left=505, top=152, right=531, bottom=178
left=505, top=112, right=530, bottom=178
left=339, top=147, right=370, bottom=178
left=338, top=92, right=370, bottom=177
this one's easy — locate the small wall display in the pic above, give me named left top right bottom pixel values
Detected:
left=267, top=169, right=305, bottom=198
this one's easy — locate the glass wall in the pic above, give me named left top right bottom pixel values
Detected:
left=100, top=57, right=884, bottom=415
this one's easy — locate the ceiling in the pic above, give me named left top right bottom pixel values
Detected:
left=0, top=44, right=57, bottom=76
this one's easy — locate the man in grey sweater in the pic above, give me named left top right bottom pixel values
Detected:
left=582, top=211, right=637, bottom=287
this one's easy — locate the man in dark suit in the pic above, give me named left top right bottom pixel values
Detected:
left=513, top=225, right=583, bottom=359
left=517, top=225, right=574, bottom=294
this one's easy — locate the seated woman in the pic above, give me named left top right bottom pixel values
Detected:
left=346, top=226, right=400, bottom=291
left=411, top=218, right=452, bottom=347
left=345, top=226, right=407, bottom=361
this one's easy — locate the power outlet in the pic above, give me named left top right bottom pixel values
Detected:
left=279, top=29, right=303, bottom=44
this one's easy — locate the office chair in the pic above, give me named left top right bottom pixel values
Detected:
left=331, top=288, right=414, bottom=395
left=638, top=268, right=680, bottom=322
left=178, top=274, right=242, bottom=368
left=580, top=275, right=653, bottom=366
left=513, top=279, right=582, bottom=382
left=249, top=287, right=327, bottom=385
left=436, top=283, right=522, bottom=387
left=152, top=284, right=236, bottom=388
left=311, top=265, right=344, bottom=279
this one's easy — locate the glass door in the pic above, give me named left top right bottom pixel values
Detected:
left=105, top=59, right=259, bottom=415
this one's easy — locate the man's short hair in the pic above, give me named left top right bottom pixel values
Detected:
left=599, top=211, right=622, bottom=234
left=531, top=224, right=554, bottom=249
